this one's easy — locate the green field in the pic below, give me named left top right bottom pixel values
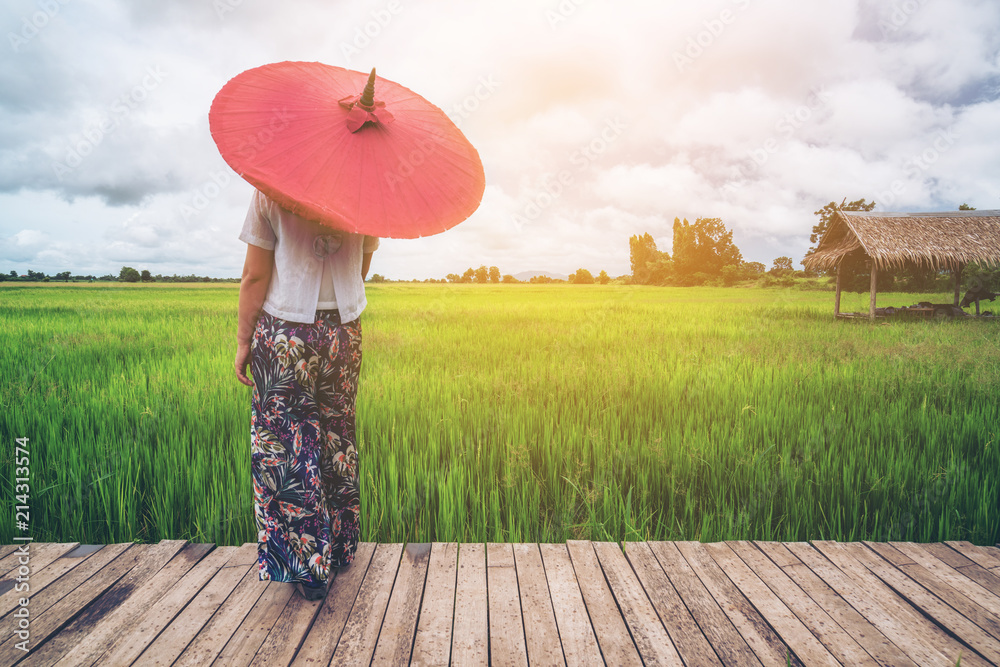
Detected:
left=2, top=283, right=998, bottom=547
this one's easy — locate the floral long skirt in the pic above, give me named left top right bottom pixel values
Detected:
left=250, top=309, right=362, bottom=586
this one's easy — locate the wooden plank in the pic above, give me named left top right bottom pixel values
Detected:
left=95, top=545, right=240, bottom=665
left=648, top=541, right=760, bottom=666
left=925, top=542, right=977, bottom=569
left=291, top=541, right=377, bottom=667
left=329, top=542, right=403, bottom=667
left=0, top=543, right=136, bottom=665
left=370, top=542, right=432, bottom=667
left=511, top=543, right=563, bottom=667
left=786, top=541, right=947, bottom=666
left=131, top=543, right=258, bottom=665
left=410, top=542, right=457, bottom=667
left=537, top=543, right=602, bottom=667
left=808, top=541, right=989, bottom=667
left=17, top=540, right=190, bottom=665
left=624, top=542, right=721, bottom=666
left=0, top=543, right=79, bottom=584
left=754, top=541, right=916, bottom=667
left=675, top=541, right=797, bottom=666
left=248, top=578, right=327, bottom=667
left=0, top=542, right=80, bottom=590
left=0, top=545, right=105, bottom=620
left=845, top=542, right=1000, bottom=664
left=56, top=542, right=215, bottom=667
left=592, top=541, right=681, bottom=665
left=566, top=540, right=642, bottom=666
left=0, top=546, right=18, bottom=560
left=450, top=543, right=487, bottom=667
left=173, top=559, right=269, bottom=667
left=887, top=542, right=1000, bottom=619
left=946, top=541, right=1000, bottom=575
left=726, top=541, right=875, bottom=666
left=212, top=580, right=295, bottom=666
left=923, top=543, right=1000, bottom=597
left=487, top=542, right=528, bottom=667
left=851, top=543, right=1000, bottom=662
left=705, top=542, right=837, bottom=666
left=751, top=541, right=798, bottom=568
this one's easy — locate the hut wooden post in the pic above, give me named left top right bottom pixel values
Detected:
left=953, top=263, right=963, bottom=307
left=869, top=263, right=878, bottom=320
left=834, top=266, right=842, bottom=317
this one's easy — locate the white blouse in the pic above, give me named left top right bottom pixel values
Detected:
left=239, top=189, right=380, bottom=324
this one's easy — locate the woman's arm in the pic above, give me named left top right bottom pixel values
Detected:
left=235, top=243, right=274, bottom=387
left=362, top=252, right=373, bottom=281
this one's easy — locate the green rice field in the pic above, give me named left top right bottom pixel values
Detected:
left=1, top=283, right=998, bottom=547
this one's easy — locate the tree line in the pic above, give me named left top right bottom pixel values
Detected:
left=630, top=217, right=774, bottom=286
left=0, top=267, right=239, bottom=283
left=9, top=199, right=995, bottom=291
left=437, top=266, right=615, bottom=284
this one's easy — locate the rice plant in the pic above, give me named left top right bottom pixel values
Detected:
left=1, top=282, right=997, bottom=547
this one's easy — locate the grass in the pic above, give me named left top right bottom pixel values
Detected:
left=1, top=282, right=997, bottom=547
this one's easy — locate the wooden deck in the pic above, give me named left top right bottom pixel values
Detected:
left=1, top=540, right=999, bottom=665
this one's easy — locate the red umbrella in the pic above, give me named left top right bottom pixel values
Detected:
left=209, top=61, right=486, bottom=239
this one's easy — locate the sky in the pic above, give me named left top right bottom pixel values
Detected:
left=2, top=0, right=999, bottom=280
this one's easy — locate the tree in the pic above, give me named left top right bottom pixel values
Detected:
left=488, top=266, right=500, bottom=283
left=119, top=266, right=140, bottom=282
left=629, top=233, right=663, bottom=284
left=461, top=268, right=475, bottom=283
left=502, top=274, right=518, bottom=283
left=474, top=265, right=489, bottom=283
left=570, top=268, right=594, bottom=284
left=140, top=269, right=154, bottom=282
left=743, top=261, right=766, bottom=275
left=367, top=273, right=386, bottom=283
left=55, top=271, right=71, bottom=281
left=959, top=203, right=975, bottom=210
left=807, top=198, right=876, bottom=257
left=671, top=217, right=743, bottom=284
left=446, top=273, right=461, bottom=283
left=770, top=257, right=794, bottom=275
left=8, top=270, right=15, bottom=278
left=597, top=270, right=610, bottom=284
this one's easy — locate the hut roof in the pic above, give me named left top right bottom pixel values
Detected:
left=803, top=209, right=1000, bottom=271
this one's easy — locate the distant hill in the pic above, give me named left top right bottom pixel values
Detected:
left=513, top=270, right=568, bottom=281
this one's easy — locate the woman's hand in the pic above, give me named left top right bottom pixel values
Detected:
left=235, top=342, right=254, bottom=387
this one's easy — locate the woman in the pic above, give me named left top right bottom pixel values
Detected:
left=234, top=188, right=379, bottom=601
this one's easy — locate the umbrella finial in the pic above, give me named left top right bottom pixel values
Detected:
left=359, top=68, right=377, bottom=108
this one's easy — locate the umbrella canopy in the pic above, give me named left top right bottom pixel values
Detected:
left=209, top=61, right=486, bottom=239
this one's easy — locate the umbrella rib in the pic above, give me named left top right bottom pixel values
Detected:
left=383, top=129, right=450, bottom=236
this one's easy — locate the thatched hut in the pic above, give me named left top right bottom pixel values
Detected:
left=803, top=209, right=1000, bottom=319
